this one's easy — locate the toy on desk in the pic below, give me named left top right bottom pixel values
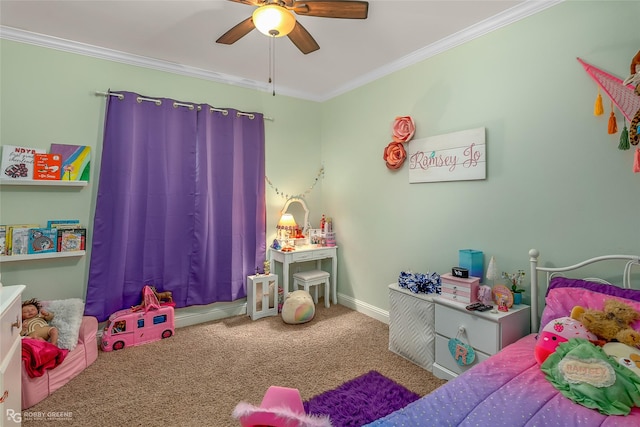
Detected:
left=477, top=285, right=493, bottom=305
left=497, top=296, right=509, bottom=312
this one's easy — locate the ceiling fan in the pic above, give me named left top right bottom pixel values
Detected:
left=216, top=0, right=369, bottom=55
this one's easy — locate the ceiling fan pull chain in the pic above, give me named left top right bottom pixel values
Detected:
left=271, top=36, right=276, bottom=96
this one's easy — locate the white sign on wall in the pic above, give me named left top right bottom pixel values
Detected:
left=408, top=127, right=486, bottom=183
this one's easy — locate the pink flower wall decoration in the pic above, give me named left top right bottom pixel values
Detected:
left=392, top=116, right=416, bottom=143
left=383, top=141, right=406, bottom=170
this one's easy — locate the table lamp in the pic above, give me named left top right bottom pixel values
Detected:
left=277, top=213, right=297, bottom=241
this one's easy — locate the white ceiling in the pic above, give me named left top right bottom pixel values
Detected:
left=0, top=0, right=561, bottom=101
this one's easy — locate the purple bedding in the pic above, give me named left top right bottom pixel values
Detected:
left=366, top=335, right=640, bottom=427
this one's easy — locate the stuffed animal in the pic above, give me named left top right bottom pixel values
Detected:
left=624, top=50, right=640, bottom=146
left=281, top=290, right=315, bottom=324
left=534, top=316, right=597, bottom=364
left=603, top=342, right=640, bottom=377
left=571, top=299, right=640, bottom=348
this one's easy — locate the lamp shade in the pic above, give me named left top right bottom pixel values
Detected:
left=277, top=213, right=297, bottom=230
left=252, top=5, right=296, bottom=38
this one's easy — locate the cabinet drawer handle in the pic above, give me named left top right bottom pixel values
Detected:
left=11, top=315, right=21, bottom=332
left=0, top=390, right=8, bottom=403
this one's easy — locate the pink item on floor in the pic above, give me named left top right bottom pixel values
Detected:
left=233, top=386, right=331, bottom=427
left=634, top=148, right=640, bottom=173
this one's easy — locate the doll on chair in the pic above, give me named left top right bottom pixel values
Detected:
left=21, top=298, right=59, bottom=346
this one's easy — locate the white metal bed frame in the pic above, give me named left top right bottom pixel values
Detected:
left=529, top=248, right=640, bottom=332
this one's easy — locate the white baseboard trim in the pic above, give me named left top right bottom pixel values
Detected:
left=174, top=301, right=247, bottom=328
left=337, top=293, right=390, bottom=325
left=172, top=294, right=389, bottom=328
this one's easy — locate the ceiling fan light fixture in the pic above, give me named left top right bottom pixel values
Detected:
left=252, top=5, right=296, bottom=38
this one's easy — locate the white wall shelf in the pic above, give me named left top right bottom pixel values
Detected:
left=0, top=251, right=86, bottom=263
left=0, top=180, right=88, bottom=187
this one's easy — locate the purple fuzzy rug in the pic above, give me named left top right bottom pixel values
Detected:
left=303, top=370, right=420, bottom=427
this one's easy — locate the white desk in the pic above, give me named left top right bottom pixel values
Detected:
left=269, top=245, right=338, bottom=304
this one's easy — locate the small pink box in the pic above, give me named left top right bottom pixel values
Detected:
left=440, top=273, right=480, bottom=304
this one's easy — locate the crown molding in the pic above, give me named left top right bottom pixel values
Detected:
left=0, top=0, right=562, bottom=103
left=319, top=0, right=564, bottom=102
left=0, top=26, right=272, bottom=94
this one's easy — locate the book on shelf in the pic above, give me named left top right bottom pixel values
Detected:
left=57, top=227, right=86, bottom=252
left=50, top=224, right=84, bottom=232
left=46, top=219, right=80, bottom=228
left=50, top=143, right=91, bottom=182
left=9, top=225, right=39, bottom=256
left=33, top=153, right=62, bottom=180
left=0, top=225, right=6, bottom=256
left=27, top=228, right=58, bottom=254
left=1, top=145, right=46, bottom=181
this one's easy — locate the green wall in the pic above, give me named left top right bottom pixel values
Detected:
left=320, top=0, right=639, bottom=315
left=0, top=40, right=322, bottom=301
left=1, top=1, right=638, bottom=318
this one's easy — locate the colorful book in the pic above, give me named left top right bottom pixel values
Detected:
left=33, top=153, right=62, bottom=180
left=46, top=219, right=80, bottom=228
left=27, top=228, right=58, bottom=254
left=0, top=225, right=6, bottom=256
left=50, top=143, right=91, bottom=182
left=6, top=224, right=39, bottom=255
left=57, top=227, right=86, bottom=252
left=10, top=226, right=35, bottom=255
left=1, top=145, right=46, bottom=181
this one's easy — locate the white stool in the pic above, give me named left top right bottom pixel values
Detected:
left=292, top=270, right=330, bottom=308
left=246, top=274, right=278, bottom=320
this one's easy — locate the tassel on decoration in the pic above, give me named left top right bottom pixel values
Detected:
left=594, top=91, right=604, bottom=116
left=634, top=148, right=640, bottom=173
left=619, top=120, right=630, bottom=150
left=608, top=102, right=618, bottom=134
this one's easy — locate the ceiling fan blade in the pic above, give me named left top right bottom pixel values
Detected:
left=227, top=0, right=261, bottom=6
left=288, top=21, right=320, bottom=54
left=216, top=16, right=256, bottom=45
left=291, top=0, right=368, bottom=19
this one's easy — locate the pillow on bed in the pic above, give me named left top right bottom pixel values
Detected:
left=546, top=277, right=640, bottom=301
left=42, top=298, right=85, bottom=351
left=541, top=338, right=640, bottom=415
left=539, top=278, right=640, bottom=334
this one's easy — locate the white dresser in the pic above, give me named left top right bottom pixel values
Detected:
left=433, top=296, right=530, bottom=380
left=388, top=283, right=436, bottom=371
left=1, top=285, right=25, bottom=426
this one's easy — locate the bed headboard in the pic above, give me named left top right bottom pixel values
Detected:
left=529, top=248, right=640, bottom=332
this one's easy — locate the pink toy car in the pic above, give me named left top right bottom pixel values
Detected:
left=101, top=286, right=175, bottom=351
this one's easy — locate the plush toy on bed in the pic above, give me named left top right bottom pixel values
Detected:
left=570, top=299, right=640, bottom=348
left=534, top=316, right=597, bottom=364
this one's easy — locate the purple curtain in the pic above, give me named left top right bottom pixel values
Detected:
left=85, top=92, right=266, bottom=321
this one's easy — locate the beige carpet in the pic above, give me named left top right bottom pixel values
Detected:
left=23, top=302, right=446, bottom=426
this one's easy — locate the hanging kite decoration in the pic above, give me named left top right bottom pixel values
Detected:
left=624, top=51, right=640, bottom=149
left=578, top=57, right=640, bottom=124
left=578, top=53, right=640, bottom=173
